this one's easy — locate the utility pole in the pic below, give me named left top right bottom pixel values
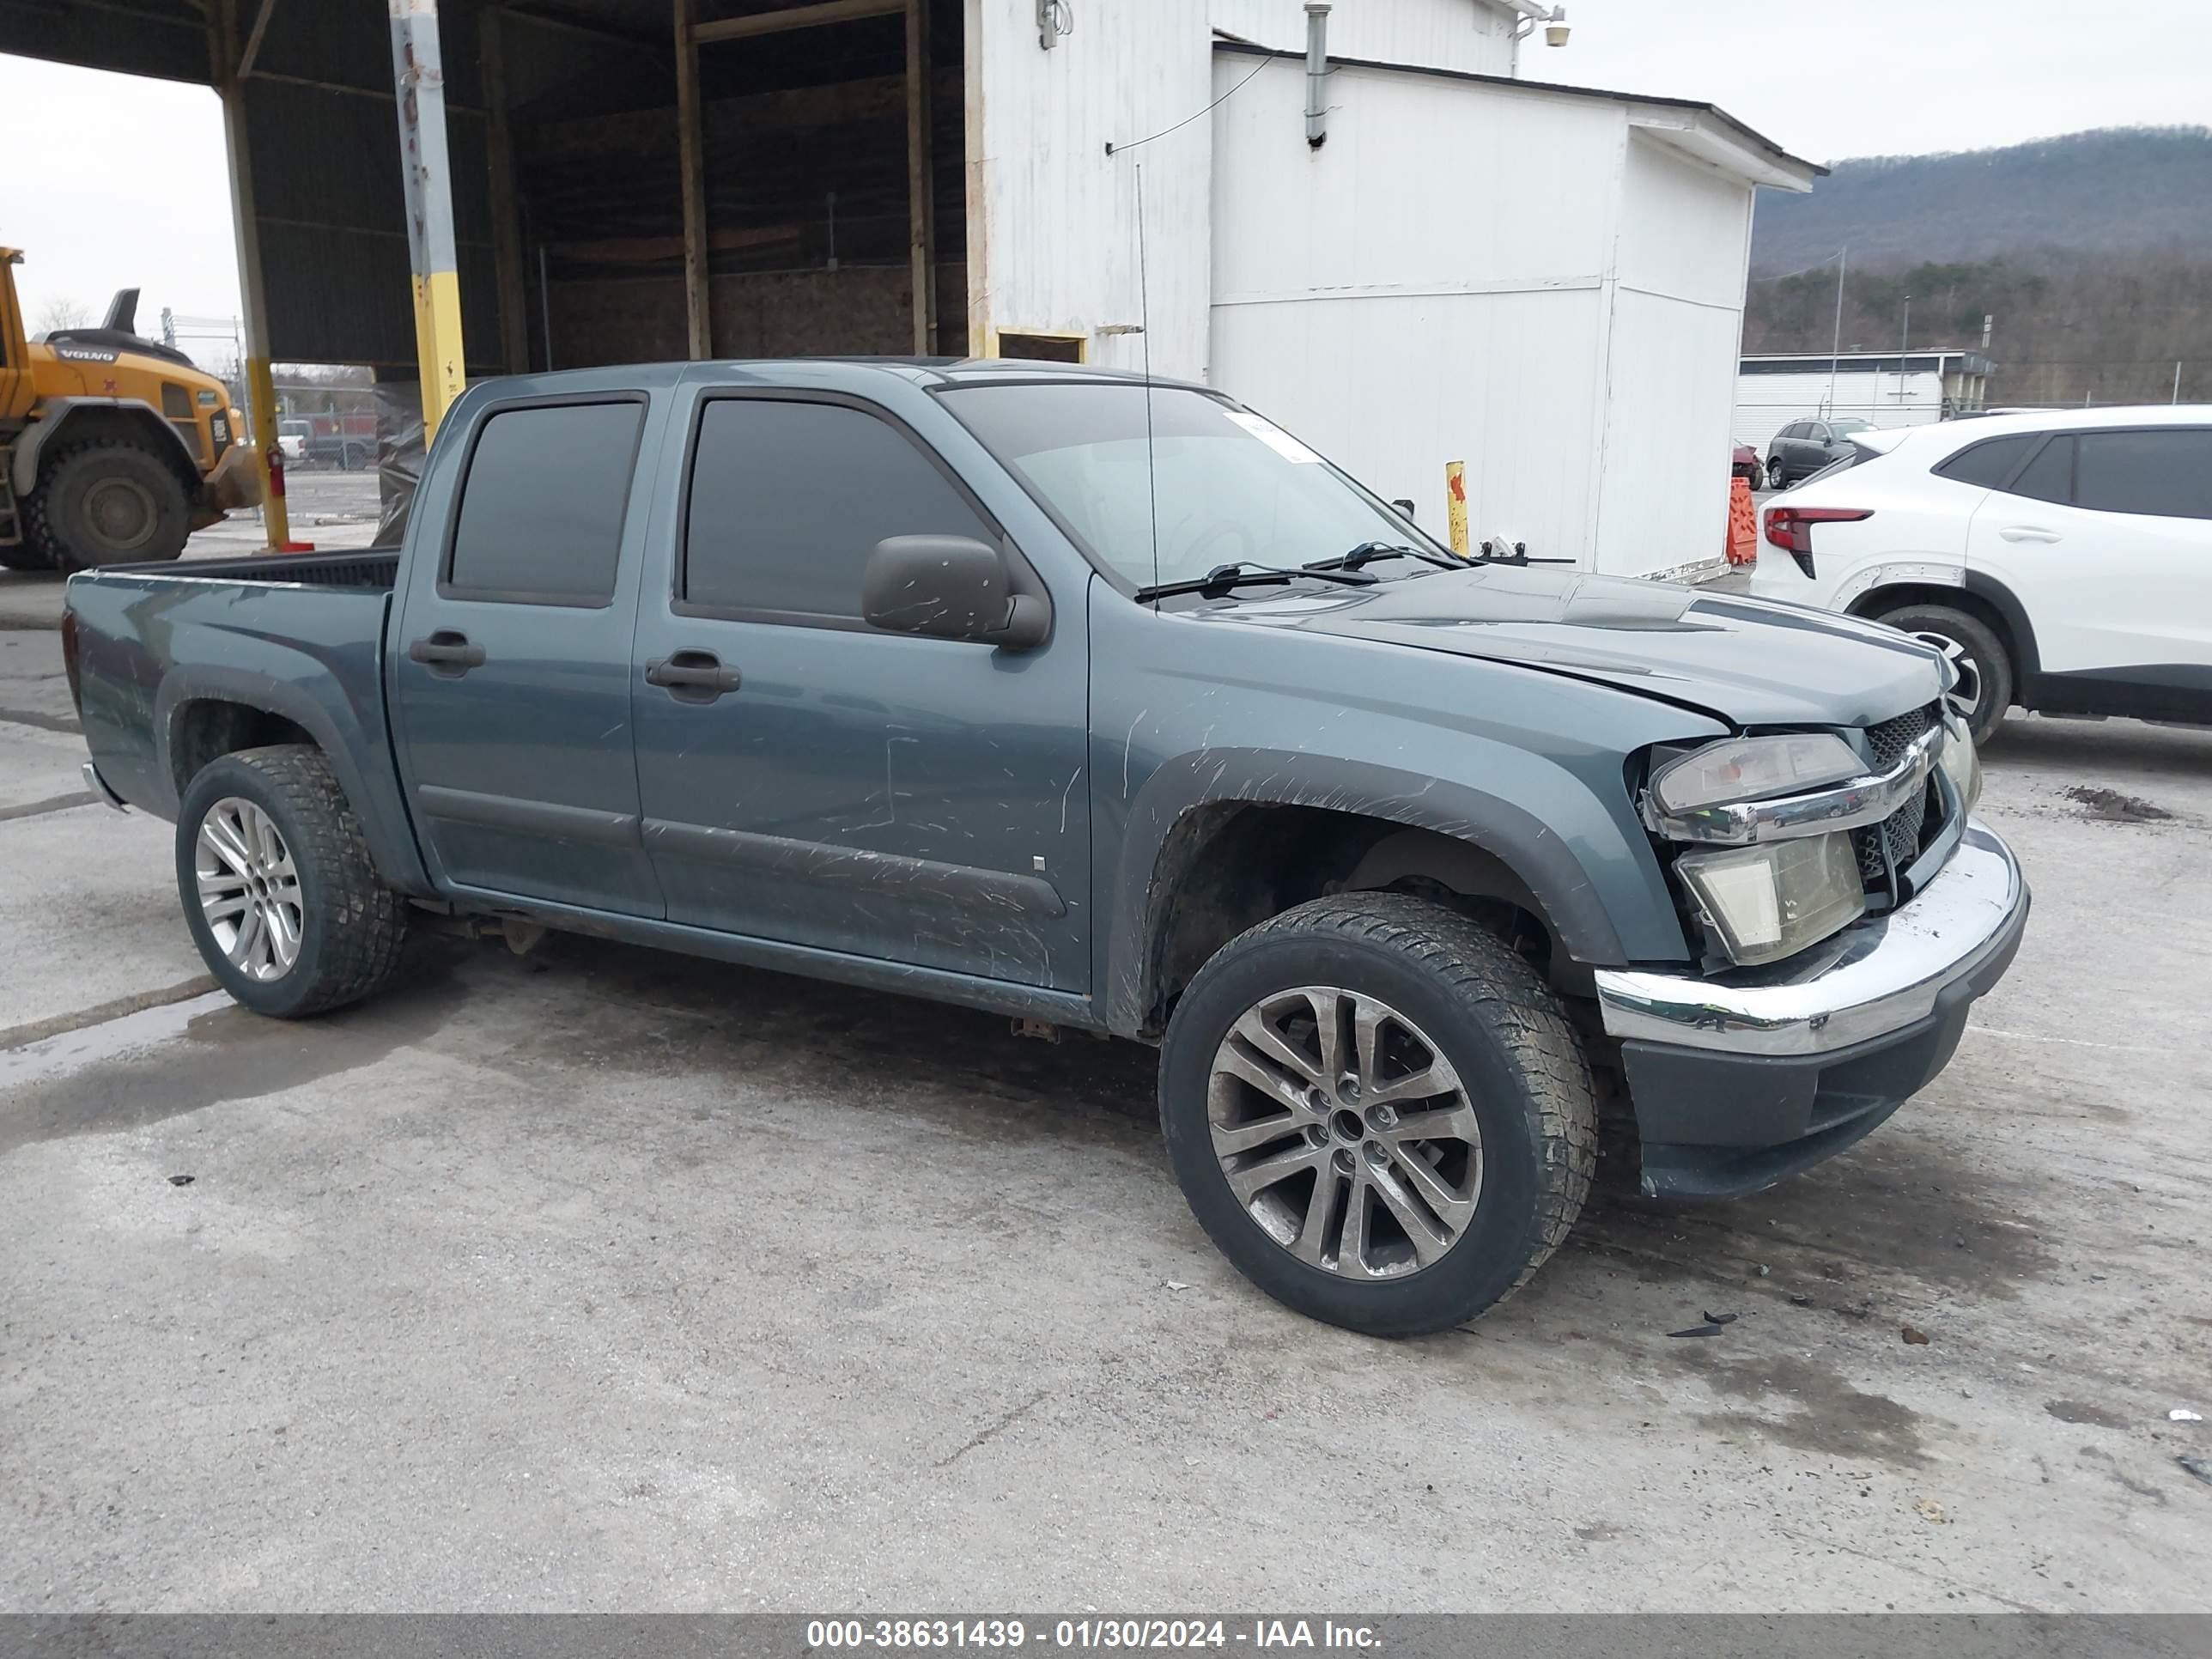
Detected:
left=210, top=0, right=290, bottom=550
left=1826, top=245, right=1846, bottom=418
left=2176, top=360, right=2184, bottom=404
left=390, top=0, right=468, bottom=439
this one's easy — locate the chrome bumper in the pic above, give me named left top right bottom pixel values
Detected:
left=82, top=761, right=131, bottom=813
left=1594, top=822, right=2026, bottom=1057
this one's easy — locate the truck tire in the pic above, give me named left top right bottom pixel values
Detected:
left=24, top=439, right=191, bottom=571
left=175, top=744, right=409, bottom=1018
left=0, top=536, right=57, bottom=573
left=1873, top=601, right=2013, bottom=746
left=1158, top=892, right=1596, bottom=1336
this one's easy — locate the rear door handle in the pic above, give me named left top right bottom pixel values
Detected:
left=408, top=629, right=485, bottom=674
left=1998, top=525, right=2061, bottom=543
left=646, top=650, right=741, bottom=702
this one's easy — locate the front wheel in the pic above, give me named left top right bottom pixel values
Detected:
left=1747, top=460, right=1767, bottom=492
left=1765, top=459, right=1788, bottom=489
left=1158, top=894, right=1596, bottom=1336
left=176, top=744, right=410, bottom=1018
left=25, top=440, right=191, bottom=571
left=1875, top=602, right=2013, bottom=745
left=0, top=537, right=57, bottom=573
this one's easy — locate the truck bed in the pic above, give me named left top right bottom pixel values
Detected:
left=127, top=549, right=401, bottom=590
left=66, top=549, right=422, bottom=890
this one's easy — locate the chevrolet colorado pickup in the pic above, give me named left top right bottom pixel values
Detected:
left=64, top=360, right=2029, bottom=1336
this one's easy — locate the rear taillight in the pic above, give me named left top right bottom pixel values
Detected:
left=1763, top=505, right=1871, bottom=576
left=1764, top=506, right=1871, bottom=554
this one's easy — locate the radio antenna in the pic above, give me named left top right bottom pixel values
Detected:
left=1135, top=160, right=1161, bottom=601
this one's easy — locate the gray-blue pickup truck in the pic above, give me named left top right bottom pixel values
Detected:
left=63, top=359, right=2028, bottom=1335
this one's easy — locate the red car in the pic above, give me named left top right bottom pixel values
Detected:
left=1730, top=443, right=1767, bottom=492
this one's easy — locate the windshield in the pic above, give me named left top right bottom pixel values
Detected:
left=940, top=383, right=1439, bottom=590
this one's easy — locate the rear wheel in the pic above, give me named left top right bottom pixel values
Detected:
left=1747, top=460, right=1767, bottom=492
left=1875, top=601, right=2013, bottom=746
left=176, top=745, right=410, bottom=1018
left=24, top=440, right=191, bottom=571
left=1158, top=893, right=1596, bottom=1336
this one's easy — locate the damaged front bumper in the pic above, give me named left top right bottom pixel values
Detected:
left=1591, top=822, right=2028, bottom=1200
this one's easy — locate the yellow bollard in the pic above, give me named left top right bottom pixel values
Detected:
left=1445, top=459, right=1469, bottom=558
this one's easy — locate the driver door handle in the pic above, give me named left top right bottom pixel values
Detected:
left=646, top=649, right=741, bottom=701
left=1998, top=525, right=2061, bottom=544
left=408, top=629, right=485, bottom=674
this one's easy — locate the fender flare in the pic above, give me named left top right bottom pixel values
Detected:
left=1850, top=565, right=2044, bottom=685
left=1101, top=747, right=1677, bottom=1034
left=153, top=663, right=433, bottom=897
left=1832, top=559, right=1963, bottom=615
left=12, top=398, right=200, bottom=496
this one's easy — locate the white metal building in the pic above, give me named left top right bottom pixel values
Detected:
left=975, top=0, right=1821, bottom=576
left=1734, top=349, right=1995, bottom=450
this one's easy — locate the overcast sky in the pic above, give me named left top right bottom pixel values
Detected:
left=4, top=0, right=2207, bottom=353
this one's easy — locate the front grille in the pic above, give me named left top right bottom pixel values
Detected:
left=1851, top=702, right=1943, bottom=889
left=1864, top=702, right=1935, bottom=768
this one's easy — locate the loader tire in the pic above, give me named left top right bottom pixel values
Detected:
left=24, top=439, right=191, bottom=572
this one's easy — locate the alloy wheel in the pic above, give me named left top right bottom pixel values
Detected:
left=1914, top=630, right=1984, bottom=725
left=195, top=797, right=304, bottom=981
left=1206, top=986, right=1483, bottom=1279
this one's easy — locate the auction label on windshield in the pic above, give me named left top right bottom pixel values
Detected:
left=1221, top=410, right=1324, bottom=465
left=806, top=1620, right=1379, bottom=1651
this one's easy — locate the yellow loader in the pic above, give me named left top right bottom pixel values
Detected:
left=0, top=246, right=262, bottom=574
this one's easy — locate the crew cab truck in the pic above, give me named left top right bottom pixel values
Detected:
left=64, top=360, right=2029, bottom=1337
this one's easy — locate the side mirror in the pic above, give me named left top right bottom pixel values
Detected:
left=1391, top=497, right=1418, bottom=521
left=862, top=535, right=1051, bottom=650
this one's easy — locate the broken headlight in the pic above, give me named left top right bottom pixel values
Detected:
left=1674, top=833, right=1866, bottom=968
left=1937, top=710, right=1982, bottom=814
left=1649, top=732, right=1863, bottom=817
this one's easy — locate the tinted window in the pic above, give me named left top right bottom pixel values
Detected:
left=2006, top=434, right=2074, bottom=505
left=2075, top=429, right=2212, bottom=520
left=946, top=384, right=1445, bottom=590
left=448, top=401, right=644, bottom=603
left=683, top=399, right=996, bottom=620
left=1936, top=434, right=2034, bottom=488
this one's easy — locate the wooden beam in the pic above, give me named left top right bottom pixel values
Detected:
left=483, top=7, right=532, bottom=374
left=674, top=0, right=712, bottom=357
left=904, top=0, right=934, bottom=354
left=550, top=227, right=802, bottom=267
left=693, top=0, right=903, bottom=46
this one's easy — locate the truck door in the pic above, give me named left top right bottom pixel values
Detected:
left=628, top=388, right=1091, bottom=990
left=390, top=390, right=666, bottom=916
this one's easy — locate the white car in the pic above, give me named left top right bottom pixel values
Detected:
left=1746, top=406, right=2212, bottom=744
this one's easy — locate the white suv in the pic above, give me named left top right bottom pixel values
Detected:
left=1746, top=406, right=2212, bottom=744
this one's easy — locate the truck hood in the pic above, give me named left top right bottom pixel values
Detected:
left=1192, top=565, right=1944, bottom=729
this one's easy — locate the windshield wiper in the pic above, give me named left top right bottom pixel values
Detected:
left=1307, top=540, right=1462, bottom=574
left=1133, top=561, right=1378, bottom=603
